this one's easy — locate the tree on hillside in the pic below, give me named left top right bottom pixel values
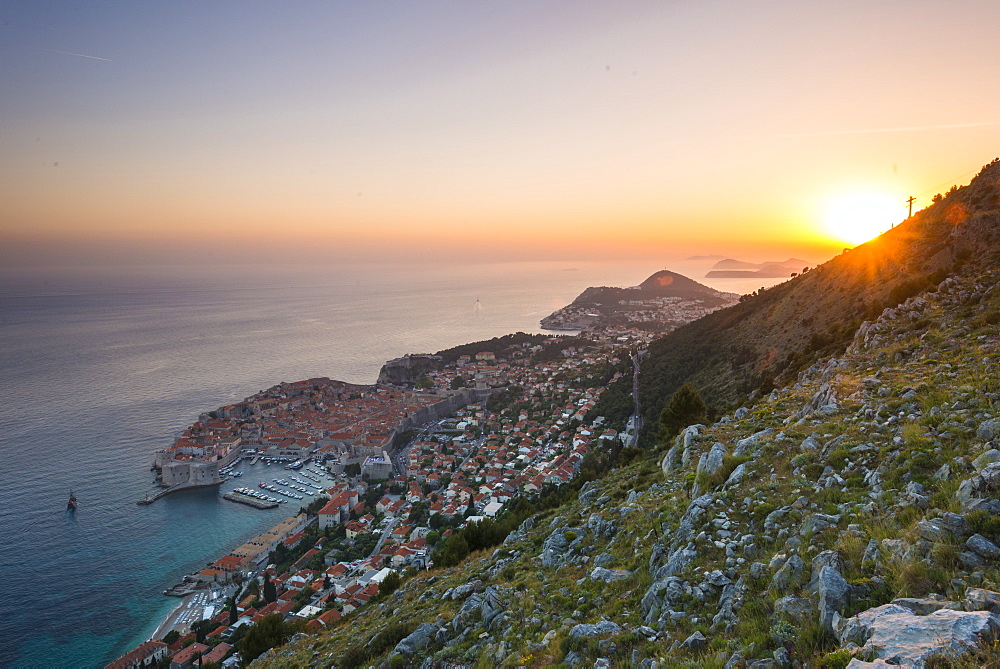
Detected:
left=263, top=578, right=276, bottom=604
left=239, top=614, right=304, bottom=666
left=378, top=570, right=401, bottom=598
left=658, top=383, right=707, bottom=443
left=434, top=534, right=469, bottom=568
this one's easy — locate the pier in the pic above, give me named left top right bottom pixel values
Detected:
left=223, top=491, right=278, bottom=509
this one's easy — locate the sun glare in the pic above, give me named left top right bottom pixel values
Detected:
left=823, top=192, right=903, bottom=246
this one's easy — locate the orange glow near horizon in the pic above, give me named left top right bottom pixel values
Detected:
left=3, top=4, right=1000, bottom=272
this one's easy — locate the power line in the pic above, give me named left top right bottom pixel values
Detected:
left=914, top=167, right=981, bottom=200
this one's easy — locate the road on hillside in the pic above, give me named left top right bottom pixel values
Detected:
left=626, top=349, right=646, bottom=448
left=370, top=517, right=399, bottom=557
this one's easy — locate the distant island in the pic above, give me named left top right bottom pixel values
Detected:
left=704, top=257, right=808, bottom=278
left=541, top=269, right=739, bottom=332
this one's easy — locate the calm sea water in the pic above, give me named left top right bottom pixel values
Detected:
left=0, top=260, right=781, bottom=668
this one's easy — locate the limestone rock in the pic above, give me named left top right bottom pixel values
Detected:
left=587, top=513, right=617, bottom=538
left=668, top=494, right=713, bottom=550
left=724, top=462, right=750, bottom=488
left=449, top=580, right=483, bottom=600
left=734, top=428, right=774, bottom=457
left=837, top=603, right=1000, bottom=667
left=569, top=620, right=620, bottom=638
left=452, top=593, right=483, bottom=634
left=652, top=544, right=697, bottom=581
left=641, top=576, right=683, bottom=625
left=800, top=513, right=840, bottom=536
left=818, top=566, right=851, bottom=635
left=661, top=446, right=679, bottom=475
left=682, top=630, right=707, bottom=650
left=593, top=552, right=615, bottom=568
left=977, top=419, right=1000, bottom=442
left=800, top=436, right=821, bottom=452
left=774, top=595, right=816, bottom=624
left=965, top=588, right=1000, bottom=614
left=697, top=443, right=728, bottom=479
left=808, top=550, right=845, bottom=592
left=956, top=462, right=1000, bottom=509
left=504, top=517, right=535, bottom=544
left=966, top=533, right=1000, bottom=560
left=770, top=554, right=806, bottom=592
left=679, top=424, right=702, bottom=448
left=890, top=597, right=960, bottom=615
left=712, top=576, right=747, bottom=632
left=394, top=623, right=438, bottom=656
left=541, top=526, right=584, bottom=568
left=590, top=567, right=632, bottom=583
left=916, top=513, right=967, bottom=542
left=973, top=448, right=1000, bottom=471
left=480, top=586, right=506, bottom=631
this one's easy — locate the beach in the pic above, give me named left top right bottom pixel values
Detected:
left=152, top=588, right=231, bottom=640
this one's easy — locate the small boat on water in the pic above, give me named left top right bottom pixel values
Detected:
left=67, top=491, right=77, bottom=511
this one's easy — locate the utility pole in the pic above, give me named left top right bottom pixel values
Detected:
left=906, top=196, right=916, bottom=218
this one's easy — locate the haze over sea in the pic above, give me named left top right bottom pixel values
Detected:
left=0, top=260, right=783, bottom=668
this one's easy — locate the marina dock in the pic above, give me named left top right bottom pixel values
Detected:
left=223, top=491, right=278, bottom=509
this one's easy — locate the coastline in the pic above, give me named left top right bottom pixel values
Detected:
left=5, top=261, right=649, bottom=669
left=113, top=263, right=754, bottom=664
left=152, top=593, right=197, bottom=640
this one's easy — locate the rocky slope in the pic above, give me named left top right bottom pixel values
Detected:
left=253, top=160, right=1000, bottom=668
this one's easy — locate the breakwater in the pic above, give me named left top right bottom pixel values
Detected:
left=137, top=480, right=222, bottom=505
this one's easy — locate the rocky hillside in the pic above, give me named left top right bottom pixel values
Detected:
left=253, top=162, right=1000, bottom=668
left=633, top=158, right=1000, bottom=434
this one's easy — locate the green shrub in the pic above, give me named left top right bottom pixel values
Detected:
left=818, top=648, right=854, bottom=668
left=966, top=509, right=1000, bottom=544
left=826, top=448, right=850, bottom=470
left=802, top=463, right=825, bottom=480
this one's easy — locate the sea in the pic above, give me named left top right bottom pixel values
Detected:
left=0, top=259, right=784, bottom=668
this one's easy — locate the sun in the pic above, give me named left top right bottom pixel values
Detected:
left=823, top=192, right=903, bottom=246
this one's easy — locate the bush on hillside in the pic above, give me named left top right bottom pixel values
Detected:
left=658, top=383, right=707, bottom=443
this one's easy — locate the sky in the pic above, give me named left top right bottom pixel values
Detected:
left=2, top=0, right=1000, bottom=270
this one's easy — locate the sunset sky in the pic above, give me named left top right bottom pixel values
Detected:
left=3, top=1, right=1000, bottom=269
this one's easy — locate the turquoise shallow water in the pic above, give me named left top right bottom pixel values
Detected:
left=0, top=260, right=780, bottom=667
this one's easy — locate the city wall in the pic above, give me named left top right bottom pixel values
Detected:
left=388, top=387, right=500, bottom=452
